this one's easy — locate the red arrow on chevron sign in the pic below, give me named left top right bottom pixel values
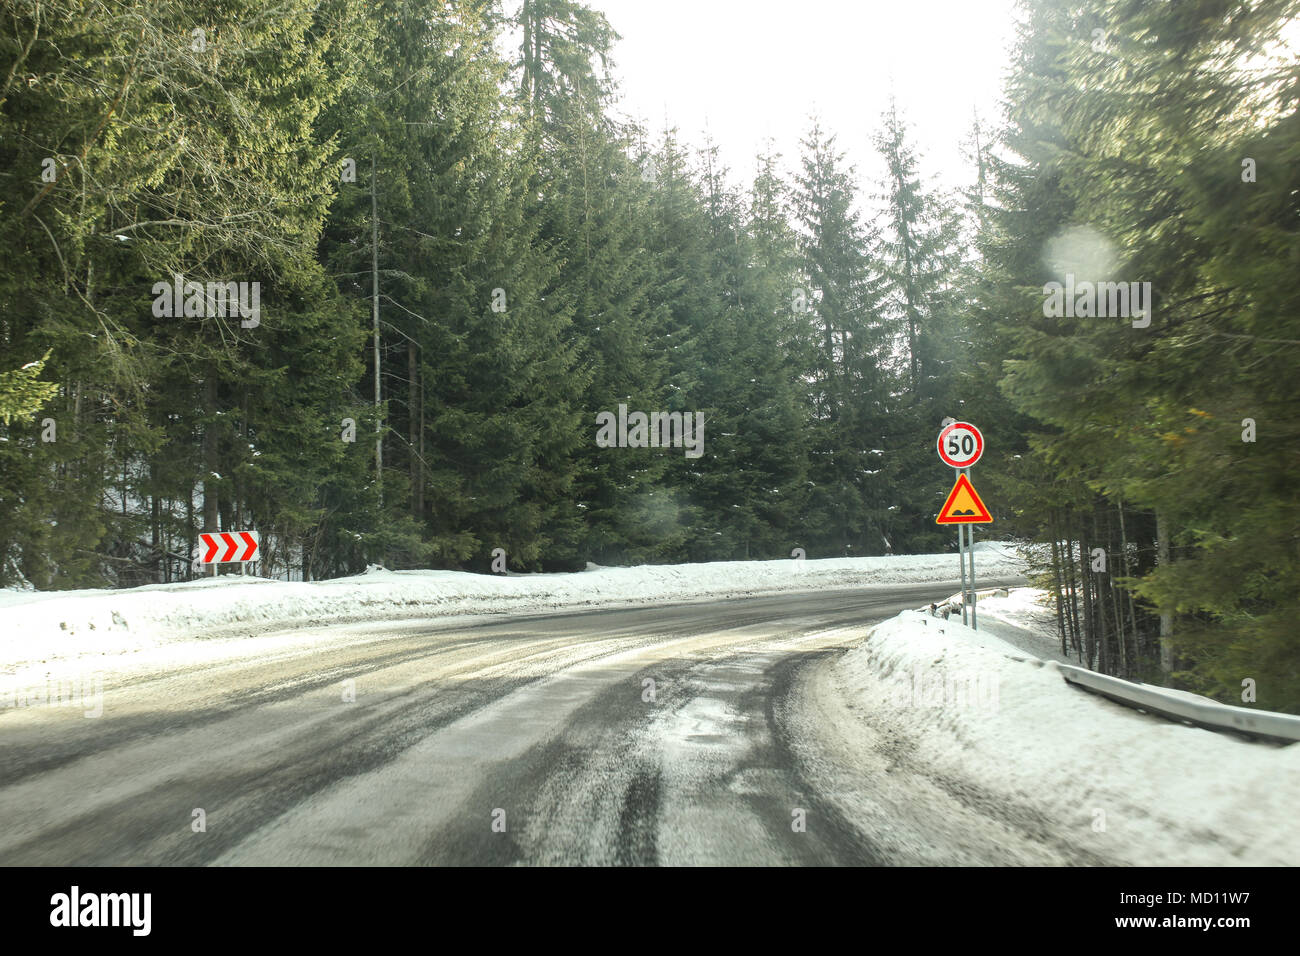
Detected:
left=198, top=531, right=259, bottom=564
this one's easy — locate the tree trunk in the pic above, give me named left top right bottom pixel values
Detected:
left=186, top=488, right=195, bottom=582
left=1049, top=519, right=1067, bottom=656
left=417, top=362, right=425, bottom=524
left=1063, top=528, right=1082, bottom=661
left=1156, top=509, right=1174, bottom=675
left=409, top=340, right=420, bottom=521
left=202, top=372, right=220, bottom=577
left=150, top=463, right=161, bottom=583
left=1080, top=527, right=1096, bottom=669
left=1117, top=501, right=1139, bottom=676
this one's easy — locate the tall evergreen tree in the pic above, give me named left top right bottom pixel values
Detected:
left=791, top=120, right=889, bottom=555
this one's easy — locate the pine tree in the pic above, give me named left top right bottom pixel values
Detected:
left=981, top=0, right=1300, bottom=707
left=0, top=0, right=371, bottom=585
left=872, top=102, right=970, bottom=551
left=791, top=120, right=889, bottom=556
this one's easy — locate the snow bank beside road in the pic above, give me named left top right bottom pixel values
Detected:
left=0, top=546, right=1026, bottom=675
left=832, top=601, right=1300, bottom=865
left=968, top=587, right=1073, bottom=664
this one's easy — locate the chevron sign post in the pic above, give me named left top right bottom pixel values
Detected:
left=198, top=531, right=259, bottom=569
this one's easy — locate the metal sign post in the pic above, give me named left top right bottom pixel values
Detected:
left=936, top=423, right=990, bottom=631
left=966, top=472, right=977, bottom=630
left=958, top=522, right=969, bottom=626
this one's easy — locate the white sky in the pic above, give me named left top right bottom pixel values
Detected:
left=588, top=0, right=1022, bottom=200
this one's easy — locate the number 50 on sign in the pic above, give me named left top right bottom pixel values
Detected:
left=937, top=421, right=984, bottom=469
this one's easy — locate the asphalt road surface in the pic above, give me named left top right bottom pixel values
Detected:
left=1, top=578, right=1073, bottom=867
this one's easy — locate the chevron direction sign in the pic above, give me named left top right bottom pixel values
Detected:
left=199, top=531, right=259, bottom=564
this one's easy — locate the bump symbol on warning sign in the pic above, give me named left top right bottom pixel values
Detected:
left=936, top=473, right=992, bottom=524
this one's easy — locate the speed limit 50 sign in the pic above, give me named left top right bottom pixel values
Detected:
left=937, top=421, right=984, bottom=469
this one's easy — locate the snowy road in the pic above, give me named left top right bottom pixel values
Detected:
left=0, top=578, right=1102, bottom=867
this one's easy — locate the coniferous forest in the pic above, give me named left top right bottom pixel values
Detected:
left=2, top=0, right=1298, bottom=710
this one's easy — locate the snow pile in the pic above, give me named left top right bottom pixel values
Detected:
left=967, top=586, right=1072, bottom=664
left=0, top=547, right=1027, bottom=674
left=836, top=601, right=1300, bottom=865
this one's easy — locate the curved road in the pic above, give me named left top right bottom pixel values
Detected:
left=1, top=579, right=1086, bottom=866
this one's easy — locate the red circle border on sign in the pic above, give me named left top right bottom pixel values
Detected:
left=937, top=421, right=984, bottom=468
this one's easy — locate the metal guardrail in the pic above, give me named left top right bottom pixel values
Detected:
left=920, top=588, right=1300, bottom=744
left=1057, top=663, right=1300, bottom=744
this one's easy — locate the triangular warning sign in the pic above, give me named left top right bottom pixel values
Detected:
left=936, top=473, right=992, bottom=524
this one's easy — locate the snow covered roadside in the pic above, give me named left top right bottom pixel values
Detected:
left=0, top=545, right=1027, bottom=678
left=829, top=595, right=1300, bottom=866
left=960, top=586, right=1074, bottom=665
